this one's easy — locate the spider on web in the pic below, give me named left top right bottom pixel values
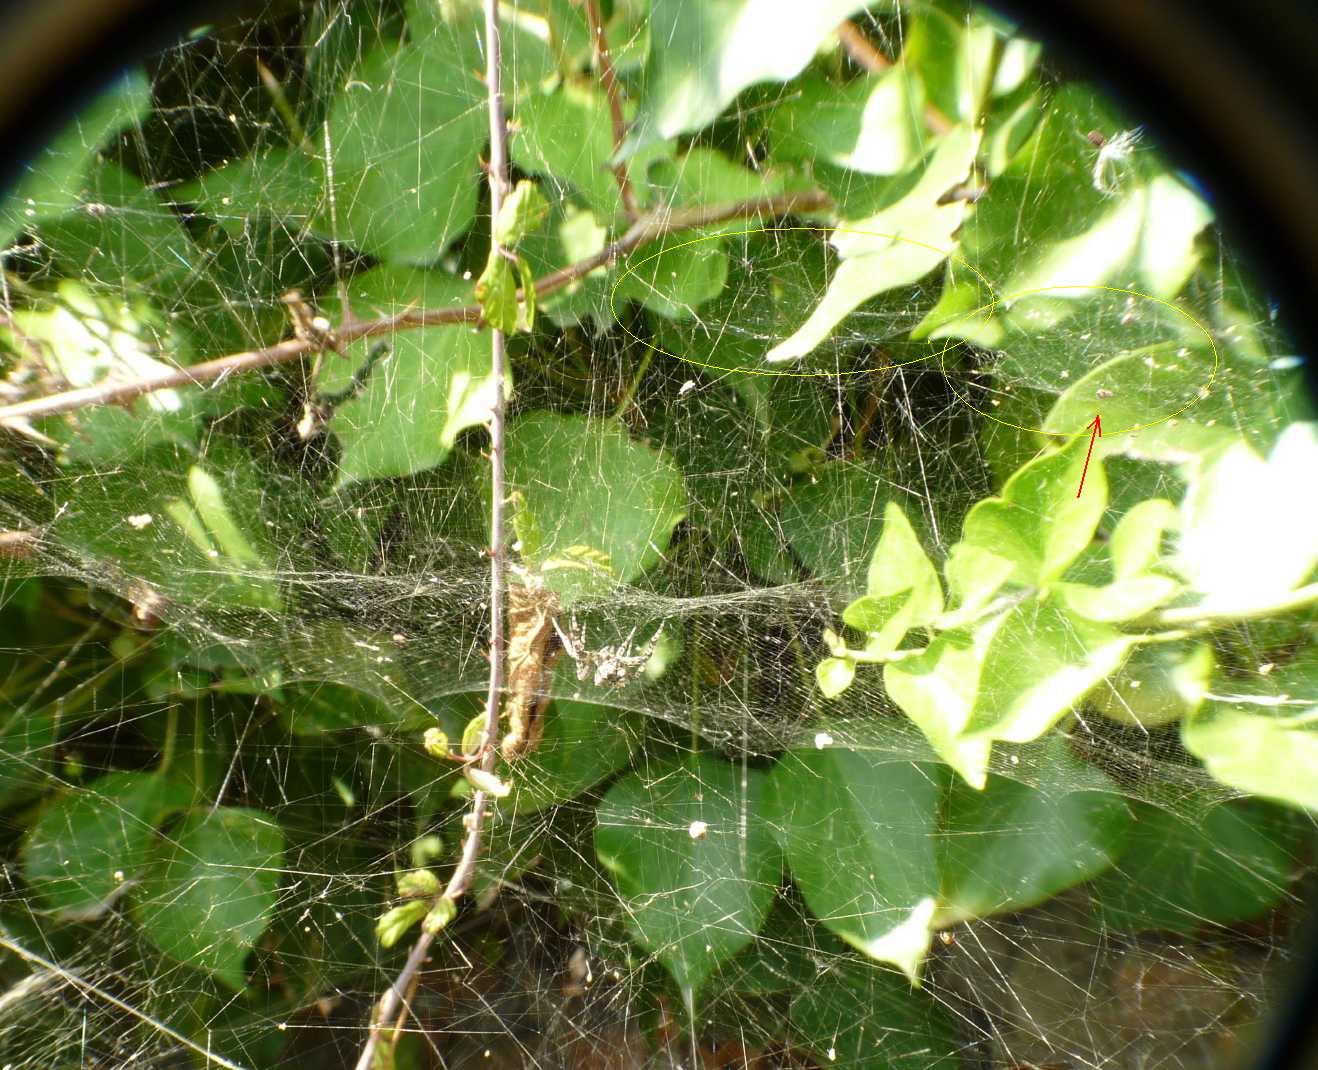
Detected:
left=551, top=614, right=660, bottom=687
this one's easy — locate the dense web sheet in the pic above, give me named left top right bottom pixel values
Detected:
left=0, top=2, right=1316, bottom=1069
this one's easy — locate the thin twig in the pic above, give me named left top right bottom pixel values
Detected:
left=836, top=19, right=955, bottom=137
left=583, top=0, right=637, bottom=217
left=0, top=190, right=829, bottom=424
left=836, top=19, right=891, bottom=74
left=351, top=2, right=513, bottom=1067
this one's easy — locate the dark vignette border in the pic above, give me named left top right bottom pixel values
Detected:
left=0, top=2, right=1315, bottom=1068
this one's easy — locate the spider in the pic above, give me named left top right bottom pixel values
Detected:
left=552, top=615, right=659, bottom=687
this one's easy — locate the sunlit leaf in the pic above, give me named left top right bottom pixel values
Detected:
left=624, top=0, right=869, bottom=156
left=1182, top=650, right=1318, bottom=811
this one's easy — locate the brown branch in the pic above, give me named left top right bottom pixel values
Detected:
left=836, top=19, right=892, bottom=75
left=0, top=190, right=830, bottom=425
left=836, top=19, right=955, bottom=137
left=352, top=1, right=513, bottom=1066
left=583, top=0, right=637, bottom=217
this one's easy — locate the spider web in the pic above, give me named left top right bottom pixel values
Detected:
left=0, top=2, right=1314, bottom=1069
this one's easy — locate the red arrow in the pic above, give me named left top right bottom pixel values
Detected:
left=1076, top=414, right=1102, bottom=498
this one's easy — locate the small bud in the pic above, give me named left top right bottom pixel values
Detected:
left=422, top=896, right=458, bottom=935
left=376, top=900, right=428, bottom=948
left=822, top=628, right=846, bottom=657
left=464, top=766, right=511, bottom=798
left=396, top=869, right=441, bottom=899
left=422, top=726, right=451, bottom=760
left=494, top=179, right=549, bottom=248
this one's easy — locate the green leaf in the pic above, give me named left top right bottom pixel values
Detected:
left=136, top=807, right=285, bottom=989
left=1181, top=650, right=1318, bottom=811
left=505, top=414, right=688, bottom=605
left=768, top=66, right=926, bottom=177
left=1, top=70, right=151, bottom=247
left=623, top=0, right=869, bottom=156
left=1172, top=423, right=1318, bottom=614
left=322, top=267, right=501, bottom=485
left=765, top=749, right=942, bottom=982
left=22, top=772, right=191, bottom=918
left=51, top=448, right=283, bottom=612
left=615, top=235, right=729, bottom=320
left=183, top=149, right=322, bottom=236
left=513, top=84, right=666, bottom=220
left=277, top=682, right=410, bottom=736
left=376, top=900, right=429, bottom=949
left=959, top=436, right=1107, bottom=587
left=594, top=754, right=779, bottom=1002
left=1090, top=799, right=1299, bottom=934
left=323, top=31, right=487, bottom=263
left=789, top=958, right=961, bottom=1069
left=937, top=745, right=1129, bottom=924
left=766, top=126, right=979, bottom=363
left=965, top=596, right=1133, bottom=742
left=780, top=461, right=915, bottom=597
left=0, top=709, right=59, bottom=810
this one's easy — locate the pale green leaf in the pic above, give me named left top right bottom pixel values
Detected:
left=1181, top=650, right=1318, bottom=812
left=476, top=254, right=520, bottom=334
left=965, top=597, right=1134, bottom=743
left=1109, top=498, right=1178, bottom=579
left=766, top=126, right=979, bottom=363
left=495, top=180, right=550, bottom=250
left=1173, top=423, right=1318, bottom=614
left=884, top=623, right=999, bottom=789
left=816, top=656, right=856, bottom=699
left=1055, top=574, right=1179, bottom=622
left=624, top=0, right=869, bottom=155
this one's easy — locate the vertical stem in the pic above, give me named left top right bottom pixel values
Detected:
left=583, top=0, right=637, bottom=217
left=352, top=5, right=512, bottom=1068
